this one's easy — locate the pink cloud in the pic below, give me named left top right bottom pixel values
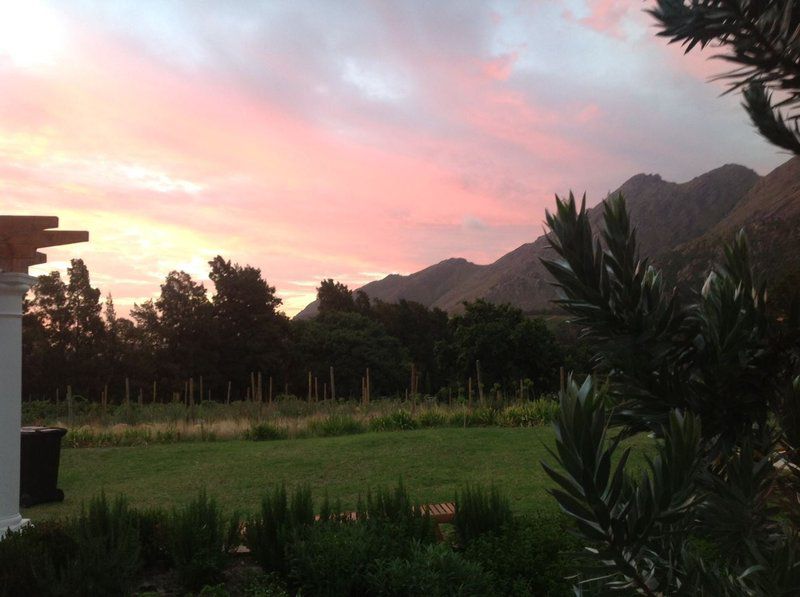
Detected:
left=479, top=52, right=518, bottom=81
left=0, top=2, right=783, bottom=317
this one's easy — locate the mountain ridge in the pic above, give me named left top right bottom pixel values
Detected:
left=296, top=161, right=774, bottom=319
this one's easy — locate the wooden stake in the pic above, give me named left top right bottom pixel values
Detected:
left=226, top=381, right=232, bottom=405
left=199, top=376, right=204, bottom=405
left=269, top=376, right=273, bottom=403
left=189, top=377, right=195, bottom=408
left=66, top=385, right=73, bottom=427
left=365, top=368, right=370, bottom=405
left=153, top=380, right=158, bottom=404
left=475, top=361, right=484, bottom=406
left=329, top=366, right=336, bottom=401
left=125, top=377, right=131, bottom=406
left=257, top=372, right=263, bottom=403
left=314, top=377, right=319, bottom=402
left=308, top=371, right=313, bottom=402
left=361, top=377, right=366, bottom=405
left=250, top=372, right=256, bottom=403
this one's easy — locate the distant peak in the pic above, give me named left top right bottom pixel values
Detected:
left=624, top=172, right=663, bottom=185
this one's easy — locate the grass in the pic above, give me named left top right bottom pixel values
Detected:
left=25, top=427, right=649, bottom=520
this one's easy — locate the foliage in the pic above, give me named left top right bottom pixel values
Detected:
left=453, top=484, right=513, bottom=545
left=245, top=484, right=315, bottom=575
left=167, top=490, right=240, bottom=591
left=136, top=507, right=170, bottom=567
left=462, top=514, right=579, bottom=597
left=290, top=311, right=409, bottom=397
left=368, top=542, right=494, bottom=597
left=499, top=398, right=559, bottom=427
left=362, top=480, right=437, bottom=544
left=370, top=409, right=418, bottom=431
left=649, top=0, right=800, bottom=154
left=0, top=521, right=73, bottom=597
left=446, top=299, right=562, bottom=393
left=287, top=521, right=392, bottom=596
left=307, top=414, right=366, bottom=437
left=541, top=193, right=800, bottom=594
left=42, top=494, right=141, bottom=596
left=246, top=422, right=288, bottom=441
left=209, top=256, right=289, bottom=394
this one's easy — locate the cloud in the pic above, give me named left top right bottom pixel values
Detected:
left=1, top=0, right=786, bottom=316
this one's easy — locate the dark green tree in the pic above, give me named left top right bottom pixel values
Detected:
left=540, top=193, right=800, bottom=594
left=449, top=299, right=562, bottom=394
left=316, top=279, right=356, bottom=314
left=66, top=259, right=105, bottom=394
left=133, top=270, right=216, bottom=394
left=290, top=311, right=408, bottom=398
left=208, top=256, right=289, bottom=395
left=650, top=0, right=800, bottom=154
left=371, top=299, right=451, bottom=394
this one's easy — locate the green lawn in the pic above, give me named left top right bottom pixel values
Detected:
left=25, top=427, right=647, bottom=520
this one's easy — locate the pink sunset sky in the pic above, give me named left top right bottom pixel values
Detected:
left=0, top=0, right=787, bottom=316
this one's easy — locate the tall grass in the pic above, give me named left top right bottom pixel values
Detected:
left=25, top=395, right=561, bottom=448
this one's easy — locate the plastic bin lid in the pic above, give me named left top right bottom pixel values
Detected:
left=21, top=426, right=67, bottom=434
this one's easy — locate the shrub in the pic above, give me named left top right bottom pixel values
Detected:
left=288, top=521, right=415, bottom=596
left=136, top=507, right=170, bottom=567
left=240, top=571, right=291, bottom=596
left=307, top=414, right=366, bottom=437
left=167, top=490, right=240, bottom=591
left=500, top=399, right=559, bottom=427
left=246, top=422, right=288, bottom=441
left=416, top=409, right=448, bottom=428
left=41, top=493, right=141, bottom=596
left=0, top=521, right=73, bottom=597
left=368, top=542, right=494, bottom=597
left=463, top=513, right=579, bottom=596
left=453, top=484, right=513, bottom=546
left=363, top=480, right=436, bottom=544
left=370, top=410, right=417, bottom=432
left=461, top=407, right=497, bottom=427
left=245, top=484, right=314, bottom=575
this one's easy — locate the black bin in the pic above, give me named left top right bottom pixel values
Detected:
left=20, top=426, right=67, bottom=507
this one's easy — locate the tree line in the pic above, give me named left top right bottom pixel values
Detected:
left=22, top=258, right=568, bottom=404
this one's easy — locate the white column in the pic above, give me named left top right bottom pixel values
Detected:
left=0, top=272, right=36, bottom=537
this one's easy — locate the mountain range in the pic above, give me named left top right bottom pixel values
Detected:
left=296, top=157, right=799, bottom=318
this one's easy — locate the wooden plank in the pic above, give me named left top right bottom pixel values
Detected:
left=0, top=216, right=59, bottom=234
left=0, top=229, right=89, bottom=248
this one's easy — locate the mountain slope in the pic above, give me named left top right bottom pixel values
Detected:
left=295, top=162, right=762, bottom=318
left=659, top=157, right=800, bottom=308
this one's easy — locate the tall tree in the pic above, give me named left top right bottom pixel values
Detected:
left=290, top=311, right=408, bottom=398
left=449, top=300, right=562, bottom=394
left=208, top=256, right=289, bottom=394
left=371, top=299, right=451, bottom=393
left=316, top=279, right=356, bottom=314
left=147, top=270, right=216, bottom=391
left=66, top=259, right=105, bottom=394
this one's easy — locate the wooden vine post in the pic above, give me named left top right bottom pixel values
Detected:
left=329, top=366, right=336, bottom=401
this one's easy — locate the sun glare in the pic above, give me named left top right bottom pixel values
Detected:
left=0, top=0, right=67, bottom=69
